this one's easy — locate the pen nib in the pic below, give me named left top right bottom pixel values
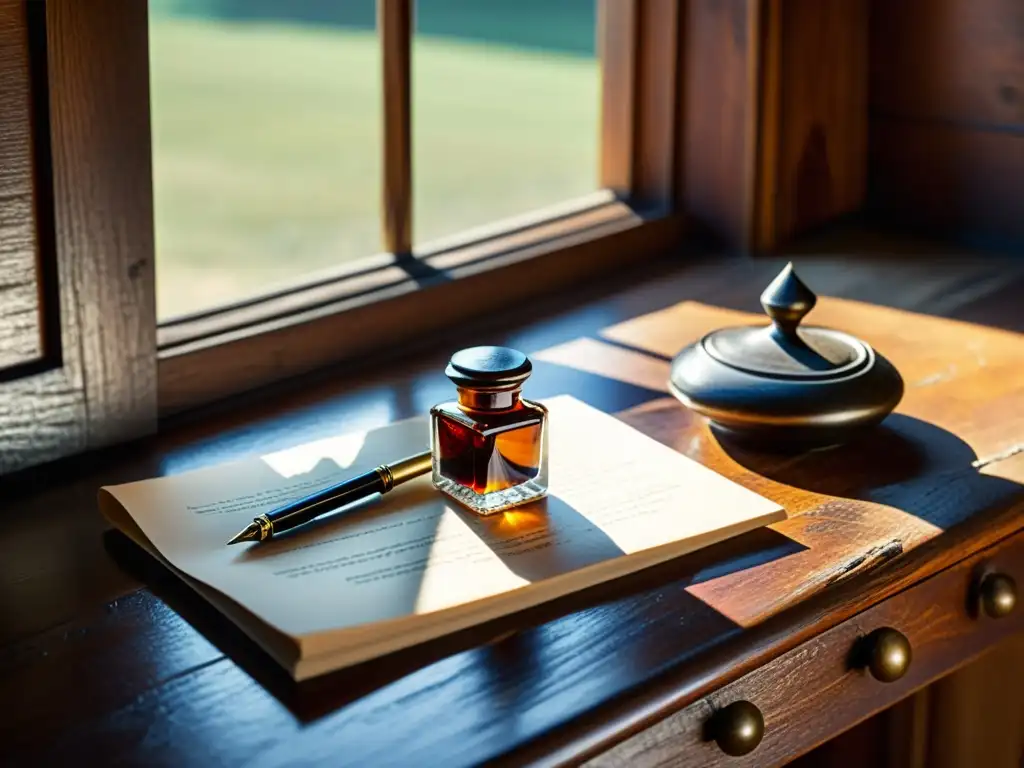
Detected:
left=226, top=522, right=261, bottom=546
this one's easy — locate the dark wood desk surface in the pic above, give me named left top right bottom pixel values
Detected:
left=2, top=247, right=1024, bottom=766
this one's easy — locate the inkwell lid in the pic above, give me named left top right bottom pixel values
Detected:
left=668, top=263, right=904, bottom=450
left=445, top=346, right=533, bottom=391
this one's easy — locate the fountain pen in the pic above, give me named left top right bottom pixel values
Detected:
left=226, top=451, right=433, bottom=545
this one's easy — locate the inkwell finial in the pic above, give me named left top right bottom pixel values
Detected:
left=760, top=262, right=817, bottom=338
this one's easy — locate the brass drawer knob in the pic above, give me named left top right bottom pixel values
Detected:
left=709, top=700, right=765, bottom=757
left=980, top=573, right=1017, bottom=618
left=864, top=627, right=912, bottom=682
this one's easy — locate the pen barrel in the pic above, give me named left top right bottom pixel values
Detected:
left=267, top=469, right=386, bottom=533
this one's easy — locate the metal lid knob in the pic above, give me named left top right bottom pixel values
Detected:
left=760, top=261, right=817, bottom=338
left=980, top=573, right=1017, bottom=619
left=709, top=700, right=765, bottom=757
left=864, top=627, right=912, bottom=683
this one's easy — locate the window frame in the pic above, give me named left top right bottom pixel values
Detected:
left=0, top=0, right=156, bottom=474
left=1, top=0, right=872, bottom=471
left=150, top=0, right=687, bottom=414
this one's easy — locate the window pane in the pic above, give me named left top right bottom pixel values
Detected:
left=149, top=1, right=380, bottom=321
left=413, top=0, right=599, bottom=247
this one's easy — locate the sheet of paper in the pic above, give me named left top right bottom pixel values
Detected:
left=101, top=396, right=784, bottom=641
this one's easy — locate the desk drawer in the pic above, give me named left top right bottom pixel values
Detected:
left=587, top=529, right=1024, bottom=768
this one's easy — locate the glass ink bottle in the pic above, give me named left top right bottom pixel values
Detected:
left=430, top=346, right=549, bottom=514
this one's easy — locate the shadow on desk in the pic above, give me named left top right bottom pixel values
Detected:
left=103, top=519, right=806, bottom=725
left=719, top=413, right=1024, bottom=535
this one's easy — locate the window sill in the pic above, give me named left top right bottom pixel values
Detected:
left=156, top=192, right=683, bottom=415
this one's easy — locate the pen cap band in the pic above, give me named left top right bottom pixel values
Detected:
left=388, top=453, right=434, bottom=486
left=375, top=465, right=395, bottom=492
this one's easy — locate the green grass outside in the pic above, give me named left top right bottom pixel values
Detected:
left=150, top=17, right=598, bottom=319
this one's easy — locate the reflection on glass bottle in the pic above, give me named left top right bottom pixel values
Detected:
left=430, top=347, right=549, bottom=514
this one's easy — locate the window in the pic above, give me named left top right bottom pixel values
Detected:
left=0, top=0, right=688, bottom=472
left=0, top=1, right=885, bottom=473
left=412, top=0, right=599, bottom=245
left=149, top=0, right=382, bottom=320
left=152, top=0, right=684, bottom=414
left=150, top=0, right=606, bottom=321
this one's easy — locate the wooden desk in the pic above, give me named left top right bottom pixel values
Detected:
left=2, top=252, right=1023, bottom=766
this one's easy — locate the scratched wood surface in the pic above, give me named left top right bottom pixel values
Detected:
left=2, top=250, right=1024, bottom=766
left=587, top=527, right=1024, bottom=767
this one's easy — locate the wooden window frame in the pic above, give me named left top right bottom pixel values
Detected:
left=152, top=0, right=687, bottom=414
left=0, top=0, right=872, bottom=471
left=680, top=0, right=869, bottom=252
left=0, top=0, right=155, bottom=474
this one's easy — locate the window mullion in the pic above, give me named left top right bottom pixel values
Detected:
left=598, top=0, right=638, bottom=198
left=379, top=0, right=413, bottom=256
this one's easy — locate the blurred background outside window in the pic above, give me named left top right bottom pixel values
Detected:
left=149, top=0, right=598, bottom=321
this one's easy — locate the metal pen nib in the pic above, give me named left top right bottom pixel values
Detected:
left=226, top=521, right=262, bottom=546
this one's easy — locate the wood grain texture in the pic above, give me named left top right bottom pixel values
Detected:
left=632, top=0, right=679, bottom=209
left=0, top=0, right=88, bottom=471
left=3, top=249, right=1024, bottom=766
left=787, top=706, right=895, bottom=768
left=869, top=118, right=1024, bottom=243
left=600, top=0, right=682, bottom=210
left=0, top=1, right=43, bottom=369
left=0, top=0, right=157, bottom=474
left=682, top=0, right=868, bottom=251
left=0, top=366, right=86, bottom=472
left=598, top=0, right=636, bottom=196
left=380, top=0, right=412, bottom=255
left=756, top=0, right=868, bottom=249
left=883, top=690, right=930, bottom=768
left=586, top=529, right=1024, bottom=767
left=681, top=0, right=760, bottom=249
left=870, top=0, right=1024, bottom=129
left=868, top=0, right=1023, bottom=245
left=45, top=0, right=156, bottom=447
left=922, top=634, right=1024, bottom=768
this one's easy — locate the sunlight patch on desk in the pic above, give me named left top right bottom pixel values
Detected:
left=601, top=301, right=760, bottom=359
left=533, top=337, right=671, bottom=392
left=412, top=507, right=530, bottom=616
